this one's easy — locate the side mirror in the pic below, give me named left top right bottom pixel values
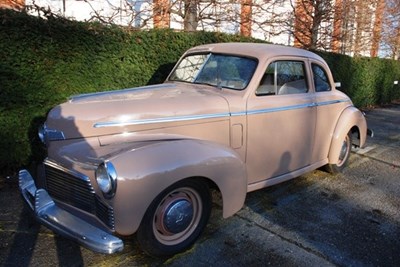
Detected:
left=334, top=82, right=341, bottom=88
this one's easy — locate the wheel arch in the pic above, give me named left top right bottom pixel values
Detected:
left=109, top=139, right=247, bottom=236
left=328, top=106, right=367, bottom=164
left=136, top=176, right=213, bottom=256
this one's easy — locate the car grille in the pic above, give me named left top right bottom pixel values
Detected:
left=44, top=160, right=115, bottom=230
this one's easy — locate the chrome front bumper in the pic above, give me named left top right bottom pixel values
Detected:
left=18, top=169, right=124, bottom=254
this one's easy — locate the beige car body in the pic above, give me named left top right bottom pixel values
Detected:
left=19, top=43, right=368, bottom=255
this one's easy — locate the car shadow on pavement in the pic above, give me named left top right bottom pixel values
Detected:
left=3, top=182, right=85, bottom=267
left=4, top=204, right=40, bottom=266
left=54, top=236, right=84, bottom=267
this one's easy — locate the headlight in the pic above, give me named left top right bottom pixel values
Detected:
left=95, top=161, right=117, bottom=198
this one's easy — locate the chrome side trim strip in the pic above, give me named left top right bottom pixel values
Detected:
left=247, top=103, right=315, bottom=115
left=93, top=99, right=350, bottom=128
left=94, top=112, right=231, bottom=128
left=247, top=99, right=350, bottom=115
left=230, top=111, right=246, bottom=117
left=316, top=99, right=350, bottom=106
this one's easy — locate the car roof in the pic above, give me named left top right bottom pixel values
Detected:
left=185, top=43, right=325, bottom=63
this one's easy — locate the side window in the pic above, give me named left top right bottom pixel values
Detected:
left=256, top=63, right=276, bottom=95
left=256, top=60, right=308, bottom=96
left=312, top=64, right=331, bottom=92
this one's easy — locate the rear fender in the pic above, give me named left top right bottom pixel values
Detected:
left=328, top=106, right=367, bottom=164
left=109, top=139, right=247, bottom=235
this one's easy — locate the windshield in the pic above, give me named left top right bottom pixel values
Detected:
left=168, top=53, right=258, bottom=90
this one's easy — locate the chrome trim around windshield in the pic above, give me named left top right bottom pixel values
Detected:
left=93, top=113, right=231, bottom=128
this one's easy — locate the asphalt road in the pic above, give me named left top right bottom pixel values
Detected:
left=1, top=102, right=399, bottom=267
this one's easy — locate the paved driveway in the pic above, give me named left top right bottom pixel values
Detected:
left=1, top=103, right=399, bottom=266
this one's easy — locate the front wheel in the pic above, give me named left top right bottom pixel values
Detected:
left=137, top=179, right=211, bottom=257
left=327, top=132, right=352, bottom=173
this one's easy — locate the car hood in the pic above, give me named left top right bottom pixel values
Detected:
left=46, top=83, right=231, bottom=140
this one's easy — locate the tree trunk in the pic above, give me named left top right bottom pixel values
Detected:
left=294, top=0, right=313, bottom=49
left=370, top=0, right=385, bottom=57
left=331, top=0, right=343, bottom=53
left=240, top=0, right=252, bottom=37
left=153, top=0, right=170, bottom=28
left=354, top=0, right=366, bottom=56
left=184, top=0, right=198, bottom=32
left=395, top=27, right=400, bottom=60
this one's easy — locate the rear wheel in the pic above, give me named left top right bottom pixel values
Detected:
left=137, top=179, right=211, bottom=257
left=327, top=132, right=352, bottom=173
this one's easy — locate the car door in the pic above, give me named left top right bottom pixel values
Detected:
left=246, top=59, right=316, bottom=187
left=309, top=61, right=353, bottom=163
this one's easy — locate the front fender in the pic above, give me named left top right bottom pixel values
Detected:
left=328, top=106, right=367, bottom=164
left=109, top=139, right=247, bottom=236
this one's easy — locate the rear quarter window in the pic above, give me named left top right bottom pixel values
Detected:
left=312, top=64, right=332, bottom=92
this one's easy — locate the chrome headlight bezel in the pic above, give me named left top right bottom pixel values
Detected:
left=95, top=161, right=118, bottom=199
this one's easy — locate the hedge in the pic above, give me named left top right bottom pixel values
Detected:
left=0, top=9, right=261, bottom=175
left=1, top=9, right=400, bottom=176
left=317, top=51, right=400, bottom=107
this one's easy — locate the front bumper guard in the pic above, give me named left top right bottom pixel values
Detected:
left=18, top=169, right=124, bottom=254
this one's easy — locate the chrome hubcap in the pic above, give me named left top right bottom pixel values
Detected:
left=163, top=199, right=193, bottom=234
left=153, top=188, right=202, bottom=245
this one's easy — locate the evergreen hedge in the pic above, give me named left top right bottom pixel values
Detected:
left=1, top=9, right=400, bottom=176
left=317, top=51, right=400, bottom=107
left=0, top=9, right=260, bottom=174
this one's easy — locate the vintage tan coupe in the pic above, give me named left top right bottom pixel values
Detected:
left=19, top=43, right=371, bottom=256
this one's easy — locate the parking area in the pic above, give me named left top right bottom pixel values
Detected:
left=1, top=102, right=399, bottom=266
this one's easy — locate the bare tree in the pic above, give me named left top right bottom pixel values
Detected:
left=290, top=0, right=335, bottom=50
left=331, top=0, right=343, bottom=53
left=353, top=0, right=370, bottom=56
left=154, top=0, right=170, bottom=28
left=27, top=0, right=392, bottom=57
left=370, top=0, right=385, bottom=57
left=335, top=0, right=359, bottom=55
left=81, top=0, right=155, bottom=29
left=183, top=0, right=199, bottom=31
left=249, top=0, right=291, bottom=42
left=329, top=0, right=385, bottom=57
left=167, top=0, right=200, bottom=31
left=382, top=0, right=400, bottom=59
left=164, top=0, right=219, bottom=32
left=240, top=0, right=252, bottom=37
